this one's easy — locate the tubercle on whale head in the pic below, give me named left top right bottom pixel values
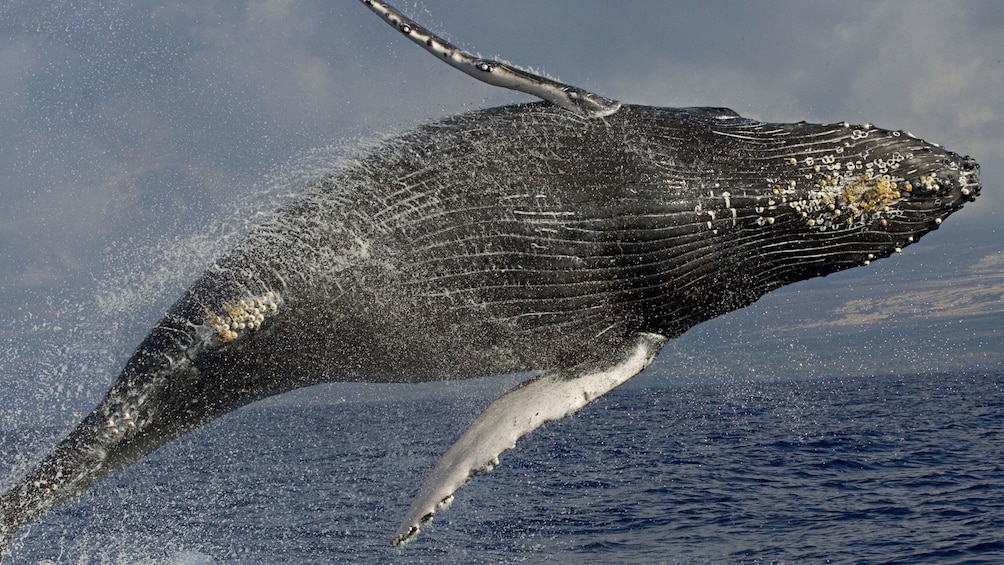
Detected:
left=631, top=110, right=983, bottom=291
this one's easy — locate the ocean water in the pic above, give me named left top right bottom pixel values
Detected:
left=2, top=371, right=1002, bottom=564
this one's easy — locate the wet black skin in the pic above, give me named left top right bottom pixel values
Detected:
left=0, top=103, right=980, bottom=552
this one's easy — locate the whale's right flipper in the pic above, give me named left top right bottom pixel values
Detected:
left=392, top=332, right=668, bottom=545
left=360, top=0, right=621, bottom=118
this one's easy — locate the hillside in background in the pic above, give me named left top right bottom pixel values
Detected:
left=662, top=240, right=1003, bottom=383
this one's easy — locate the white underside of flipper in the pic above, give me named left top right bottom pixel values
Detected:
left=392, top=332, right=668, bottom=545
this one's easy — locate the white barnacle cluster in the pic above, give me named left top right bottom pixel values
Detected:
left=205, top=290, right=280, bottom=343
left=32, top=469, right=67, bottom=496
left=103, top=409, right=137, bottom=439
left=698, top=189, right=737, bottom=235
left=34, top=481, right=60, bottom=495
left=751, top=193, right=781, bottom=227
left=770, top=138, right=911, bottom=232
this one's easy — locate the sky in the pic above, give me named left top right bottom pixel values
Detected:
left=0, top=0, right=1002, bottom=418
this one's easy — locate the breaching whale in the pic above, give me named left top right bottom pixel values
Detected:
left=0, top=0, right=981, bottom=555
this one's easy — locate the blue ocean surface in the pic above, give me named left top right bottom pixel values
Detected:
left=2, top=371, right=1002, bottom=564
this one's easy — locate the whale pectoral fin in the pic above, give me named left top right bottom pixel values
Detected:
left=361, top=0, right=621, bottom=118
left=392, top=331, right=668, bottom=545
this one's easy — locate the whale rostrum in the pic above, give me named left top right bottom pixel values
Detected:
left=0, top=0, right=981, bottom=555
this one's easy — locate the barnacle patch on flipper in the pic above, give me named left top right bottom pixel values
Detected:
left=205, top=290, right=280, bottom=342
left=103, top=409, right=137, bottom=439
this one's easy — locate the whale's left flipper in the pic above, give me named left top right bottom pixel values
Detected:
left=392, top=332, right=668, bottom=545
left=360, top=0, right=621, bottom=118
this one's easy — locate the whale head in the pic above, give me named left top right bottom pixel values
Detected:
left=608, top=107, right=982, bottom=332
left=784, top=125, right=980, bottom=255
left=667, top=112, right=984, bottom=279
left=858, top=146, right=980, bottom=248
left=788, top=127, right=979, bottom=270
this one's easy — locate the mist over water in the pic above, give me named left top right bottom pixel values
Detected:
left=1, top=371, right=1002, bottom=563
left=0, top=144, right=354, bottom=481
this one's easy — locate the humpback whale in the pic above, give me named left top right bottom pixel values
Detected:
left=0, top=0, right=981, bottom=555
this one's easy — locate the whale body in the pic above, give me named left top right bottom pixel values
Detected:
left=0, top=1, right=982, bottom=556
left=0, top=102, right=980, bottom=552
